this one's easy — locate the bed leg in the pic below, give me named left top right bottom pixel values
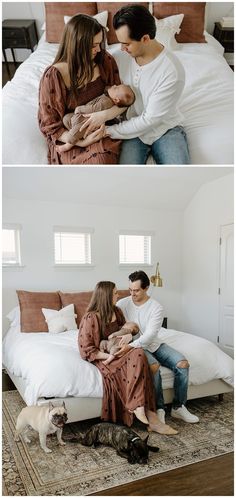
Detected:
left=218, top=393, right=224, bottom=402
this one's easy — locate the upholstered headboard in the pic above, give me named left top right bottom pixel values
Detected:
left=17, top=288, right=130, bottom=332
left=45, top=2, right=97, bottom=43
left=44, top=2, right=206, bottom=44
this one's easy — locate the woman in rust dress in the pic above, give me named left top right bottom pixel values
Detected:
left=79, top=281, right=177, bottom=435
left=38, top=14, right=123, bottom=165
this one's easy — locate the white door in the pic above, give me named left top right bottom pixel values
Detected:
left=218, top=223, right=234, bottom=355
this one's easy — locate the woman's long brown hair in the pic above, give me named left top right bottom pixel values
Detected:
left=87, top=281, right=115, bottom=337
left=53, top=14, right=105, bottom=98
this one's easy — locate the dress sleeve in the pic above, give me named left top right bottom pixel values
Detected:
left=99, top=52, right=121, bottom=86
left=38, top=66, right=67, bottom=144
left=78, top=312, right=101, bottom=362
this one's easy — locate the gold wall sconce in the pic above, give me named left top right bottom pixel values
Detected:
left=150, top=262, right=163, bottom=287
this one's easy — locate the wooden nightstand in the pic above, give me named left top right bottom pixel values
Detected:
left=213, top=22, right=234, bottom=69
left=2, top=19, right=38, bottom=79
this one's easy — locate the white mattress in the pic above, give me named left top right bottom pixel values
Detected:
left=2, top=324, right=233, bottom=406
left=2, top=34, right=233, bottom=165
left=2, top=32, right=233, bottom=165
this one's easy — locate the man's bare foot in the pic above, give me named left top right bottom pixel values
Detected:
left=56, top=142, right=73, bottom=153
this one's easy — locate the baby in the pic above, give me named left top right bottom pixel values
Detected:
left=56, top=84, right=135, bottom=153
left=100, top=321, right=139, bottom=365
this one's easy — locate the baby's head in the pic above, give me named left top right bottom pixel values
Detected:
left=108, top=84, right=135, bottom=107
left=123, top=321, right=139, bottom=334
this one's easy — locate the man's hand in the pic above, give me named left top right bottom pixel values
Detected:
left=114, top=344, right=132, bottom=358
left=118, top=333, right=132, bottom=346
left=79, top=110, right=108, bottom=137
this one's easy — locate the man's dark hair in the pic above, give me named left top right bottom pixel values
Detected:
left=129, top=270, right=150, bottom=289
left=113, top=4, right=156, bottom=41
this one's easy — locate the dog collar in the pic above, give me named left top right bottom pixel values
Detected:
left=131, top=436, right=140, bottom=443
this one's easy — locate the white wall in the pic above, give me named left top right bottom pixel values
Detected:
left=182, top=173, right=234, bottom=343
left=2, top=199, right=183, bottom=335
left=2, top=2, right=234, bottom=61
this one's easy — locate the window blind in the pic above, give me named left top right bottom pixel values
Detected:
left=2, top=226, right=21, bottom=266
left=119, top=234, right=151, bottom=264
left=54, top=230, right=92, bottom=265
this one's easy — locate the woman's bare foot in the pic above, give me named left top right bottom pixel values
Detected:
left=56, top=142, right=73, bottom=153
left=149, top=363, right=160, bottom=375
left=130, top=406, right=149, bottom=425
left=148, top=423, right=178, bottom=435
left=147, top=410, right=178, bottom=435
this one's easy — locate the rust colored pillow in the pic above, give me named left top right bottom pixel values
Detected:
left=59, top=291, right=93, bottom=328
left=97, top=2, right=149, bottom=44
left=17, top=290, right=61, bottom=333
left=153, top=2, right=206, bottom=43
left=59, top=289, right=130, bottom=327
left=45, top=2, right=98, bottom=43
left=117, top=289, right=130, bottom=301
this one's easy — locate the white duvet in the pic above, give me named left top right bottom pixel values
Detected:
left=2, top=32, right=233, bottom=165
left=2, top=324, right=233, bottom=406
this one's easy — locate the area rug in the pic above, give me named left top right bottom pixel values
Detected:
left=2, top=390, right=233, bottom=496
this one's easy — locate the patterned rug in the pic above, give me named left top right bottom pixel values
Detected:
left=2, top=390, right=233, bottom=496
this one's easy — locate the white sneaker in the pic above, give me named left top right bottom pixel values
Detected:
left=157, top=408, right=166, bottom=424
left=171, top=405, right=199, bottom=423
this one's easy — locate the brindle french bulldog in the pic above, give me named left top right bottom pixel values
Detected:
left=76, top=422, right=159, bottom=464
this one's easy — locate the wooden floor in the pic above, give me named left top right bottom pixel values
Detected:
left=2, top=372, right=234, bottom=496
left=92, top=453, right=234, bottom=496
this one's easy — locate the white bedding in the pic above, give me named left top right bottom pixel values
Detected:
left=2, top=32, right=233, bottom=165
left=2, top=324, right=233, bottom=406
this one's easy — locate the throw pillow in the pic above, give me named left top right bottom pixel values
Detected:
left=154, top=13, right=184, bottom=50
left=17, top=290, right=61, bottom=333
left=64, top=11, right=109, bottom=31
left=42, top=304, right=77, bottom=333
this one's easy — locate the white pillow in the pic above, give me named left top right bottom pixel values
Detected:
left=64, top=11, right=109, bottom=32
left=42, top=304, right=77, bottom=333
left=154, top=13, right=184, bottom=51
left=6, top=306, right=21, bottom=326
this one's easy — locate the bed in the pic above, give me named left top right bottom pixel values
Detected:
left=2, top=2, right=234, bottom=165
left=2, top=289, right=234, bottom=424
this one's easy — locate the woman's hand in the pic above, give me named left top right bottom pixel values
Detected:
left=79, top=110, right=108, bottom=137
left=114, top=344, right=132, bottom=358
left=76, top=124, right=105, bottom=147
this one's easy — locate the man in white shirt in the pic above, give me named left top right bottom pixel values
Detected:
left=117, top=271, right=199, bottom=424
left=106, top=4, right=190, bottom=164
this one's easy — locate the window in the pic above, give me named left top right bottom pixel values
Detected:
left=119, top=231, right=152, bottom=265
left=54, top=227, right=93, bottom=266
left=2, top=224, right=22, bottom=266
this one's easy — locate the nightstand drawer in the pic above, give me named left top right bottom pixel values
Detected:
left=3, top=27, right=25, bottom=39
left=3, top=32, right=27, bottom=49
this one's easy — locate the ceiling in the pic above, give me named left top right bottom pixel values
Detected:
left=2, top=166, right=233, bottom=211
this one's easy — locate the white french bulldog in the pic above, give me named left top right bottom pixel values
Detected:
left=14, top=401, right=68, bottom=453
